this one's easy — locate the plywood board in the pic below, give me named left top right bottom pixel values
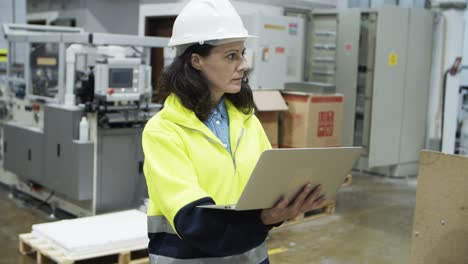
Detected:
left=410, top=151, right=468, bottom=264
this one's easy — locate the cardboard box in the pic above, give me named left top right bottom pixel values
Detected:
left=253, top=90, right=288, bottom=148
left=409, top=151, right=468, bottom=264
left=280, top=91, right=343, bottom=148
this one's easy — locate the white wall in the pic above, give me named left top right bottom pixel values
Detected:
left=462, top=9, right=468, bottom=86
left=236, top=0, right=336, bottom=8
left=138, top=0, right=340, bottom=37
left=1, top=0, right=26, bottom=63
left=139, top=0, right=336, bottom=9
left=27, top=0, right=83, bottom=26
left=27, top=9, right=85, bottom=27
left=85, top=0, right=138, bottom=35
left=27, top=0, right=83, bottom=13
left=370, top=0, right=397, bottom=7
left=349, top=0, right=425, bottom=7
left=27, top=0, right=139, bottom=35
left=337, top=0, right=351, bottom=8
left=138, top=2, right=185, bottom=37
left=349, top=0, right=371, bottom=7
left=399, top=0, right=426, bottom=8
left=27, top=0, right=337, bottom=37
left=138, top=0, right=284, bottom=37
left=430, top=0, right=468, bottom=6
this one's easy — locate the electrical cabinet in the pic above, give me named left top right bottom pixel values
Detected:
left=307, top=13, right=338, bottom=84
left=43, top=105, right=94, bottom=201
left=3, top=123, right=44, bottom=183
left=307, top=7, right=434, bottom=176
left=96, top=128, right=146, bottom=213
left=242, top=14, right=305, bottom=89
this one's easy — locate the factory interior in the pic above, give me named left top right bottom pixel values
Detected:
left=0, top=0, right=467, bottom=263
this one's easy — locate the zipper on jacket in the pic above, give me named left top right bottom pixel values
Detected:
left=179, top=125, right=241, bottom=170
left=231, top=128, right=244, bottom=170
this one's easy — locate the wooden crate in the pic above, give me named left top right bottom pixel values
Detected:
left=18, top=233, right=149, bottom=264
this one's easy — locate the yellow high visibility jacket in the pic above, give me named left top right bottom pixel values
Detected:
left=142, top=93, right=271, bottom=233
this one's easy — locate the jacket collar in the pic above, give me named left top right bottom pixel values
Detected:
left=160, top=93, right=253, bottom=137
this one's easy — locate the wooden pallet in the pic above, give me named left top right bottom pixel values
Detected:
left=18, top=233, right=149, bottom=264
left=272, top=201, right=336, bottom=231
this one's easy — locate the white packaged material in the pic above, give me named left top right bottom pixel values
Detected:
left=32, top=210, right=148, bottom=258
left=79, top=116, right=89, bottom=142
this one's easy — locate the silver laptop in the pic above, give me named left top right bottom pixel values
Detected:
left=198, top=147, right=362, bottom=211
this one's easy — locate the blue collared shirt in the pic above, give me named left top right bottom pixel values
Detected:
left=203, top=98, right=231, bottom=154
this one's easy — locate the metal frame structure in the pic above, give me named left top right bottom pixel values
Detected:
left=3, top=24, right=167, bottom=104
left=1, top=23, right=169, bottom=217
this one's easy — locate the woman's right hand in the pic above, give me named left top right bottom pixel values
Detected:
left=260, top=184, right=325, bottom=226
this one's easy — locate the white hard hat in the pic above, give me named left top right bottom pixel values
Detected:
left=168, top=0, right=256, bottom=48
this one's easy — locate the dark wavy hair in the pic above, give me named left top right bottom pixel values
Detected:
left=158, top=43, right=255, bottom=121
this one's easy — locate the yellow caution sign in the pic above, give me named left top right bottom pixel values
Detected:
left=388, top=52, right=398, bottom=67
left=0, top=49, right=7, bottom=62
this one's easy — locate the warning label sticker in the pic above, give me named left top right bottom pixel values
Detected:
left=388, top=52, right=398, bottom=67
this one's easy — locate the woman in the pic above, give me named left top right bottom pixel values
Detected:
left=142, top=0, right=325, bottom=263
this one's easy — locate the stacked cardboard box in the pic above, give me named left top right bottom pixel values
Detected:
left=253, top=90, right=288, bottom=148
left=280, top=91, right=344, bottom=148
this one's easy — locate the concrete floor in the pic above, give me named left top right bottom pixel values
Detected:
left=268, top=173, right=417, bottom=264
left=0, top=173, right=417, bottom=264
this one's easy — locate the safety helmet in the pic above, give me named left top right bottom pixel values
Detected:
left=168, top=0, right=256, bottom=48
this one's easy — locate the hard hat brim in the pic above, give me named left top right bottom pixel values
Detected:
left=168, top=34, right=258, bottom=47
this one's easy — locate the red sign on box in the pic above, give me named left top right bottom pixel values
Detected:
left=317, top=111, right=334, bottom=137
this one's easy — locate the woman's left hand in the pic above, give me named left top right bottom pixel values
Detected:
left=260, top=184, right=325, bottom=226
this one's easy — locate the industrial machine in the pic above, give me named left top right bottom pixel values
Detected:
left=305, top=7, right=434, bottom=176
left=1, top=24, right=168, bottom=216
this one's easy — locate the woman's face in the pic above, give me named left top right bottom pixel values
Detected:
left=191, top=41, right=248, bottom=103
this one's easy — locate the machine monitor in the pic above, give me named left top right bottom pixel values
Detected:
left=108, top=68, right=133, bottom=89
left=94, top=57, right=151, bottom=102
